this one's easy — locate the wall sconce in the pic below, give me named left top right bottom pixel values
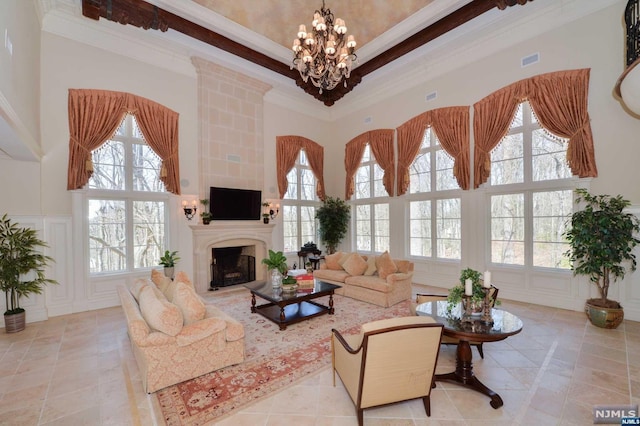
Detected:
left=182, top=200, right=197, bottom=220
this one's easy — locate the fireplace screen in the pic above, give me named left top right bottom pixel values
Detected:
left=211, top=246, right=256, bottom=288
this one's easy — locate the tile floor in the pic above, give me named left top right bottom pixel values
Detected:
left=0, top=285, right=638, bottom=425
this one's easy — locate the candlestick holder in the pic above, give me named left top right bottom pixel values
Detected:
left=480, top=287, right=494, bottom=325
left=462, top=294, right=474, bottom=323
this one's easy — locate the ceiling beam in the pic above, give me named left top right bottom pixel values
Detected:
left=80, top=0, right=533, bottom=106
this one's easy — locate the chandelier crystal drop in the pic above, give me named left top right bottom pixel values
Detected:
left=291, top=0, right=357, bottom=93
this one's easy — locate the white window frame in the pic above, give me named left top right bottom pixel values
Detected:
left=351, top=144, right=390, bottom=254
left=486, top=101, right=580, bottom=271
left=282, top=149, right=320, bottom=254
left=406, top=127, right=462, bottom=261
left=83, top=114, right=171, bottom=277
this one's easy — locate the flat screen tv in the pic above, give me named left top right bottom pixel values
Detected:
left=209, top=187, right=261, bottom=220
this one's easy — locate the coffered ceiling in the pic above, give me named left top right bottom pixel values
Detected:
left=80, top=0, right=535, bottom=105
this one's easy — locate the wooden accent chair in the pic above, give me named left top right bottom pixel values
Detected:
left=331, top=316, right=443, bottom=425
left=411, top=286, right=499, bottom=359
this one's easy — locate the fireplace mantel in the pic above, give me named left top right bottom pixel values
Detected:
left=190, top=222, right=275, bottom=293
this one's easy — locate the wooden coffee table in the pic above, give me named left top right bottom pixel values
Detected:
left=244, top=280, right=341, bottom=330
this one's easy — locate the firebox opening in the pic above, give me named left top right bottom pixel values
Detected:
left=210, top=246, right=256, bottom=289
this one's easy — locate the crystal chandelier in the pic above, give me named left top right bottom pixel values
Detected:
left=291, top=1, right=357, bottom=93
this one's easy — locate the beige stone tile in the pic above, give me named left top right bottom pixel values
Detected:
left=40, top=406, right=101, bottom=426
left=572, top=366, right=630, bottom=395
left=0, top=402, right=42, bottom=426
left=40, top=384, right=100, bottom=424
left=217, top=412, right=270, bottom=425
left=268, top=383, right=320, bottom=415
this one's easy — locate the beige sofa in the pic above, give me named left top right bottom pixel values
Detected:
left=118, top=273, right=245, bottom=393
left=312, top=251, right=413, bottom=307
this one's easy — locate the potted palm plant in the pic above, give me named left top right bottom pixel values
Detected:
left=159, top=250, right=180, bottom=279
left=316, top=196, right=351, bottom=254
left=0, top=214, right=58, bottom=333
left=564, top=189, right=640, bottom=329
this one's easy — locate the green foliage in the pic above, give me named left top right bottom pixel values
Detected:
left=447, top=268, right=484, bottom=305
left=261, top=250, right=288, bottom=274
left=564, top=189, right=640, bottom=307
left=0, top=214, right=58, bottom=315
left=282, top=276, right=297, bottom=285
left=316, top=196, right=351, bottom=254
left=159, top=250, right=180, bottom=267
left=199, top=199, right=213, bottom=221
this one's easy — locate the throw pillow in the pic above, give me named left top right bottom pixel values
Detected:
left=138, top=285, right=183, bottom=336
left=151, top=269, right=172, bottom=293
left=376, top=251, right=397, bottom=279
left=324, top=251, right=344, bottom=270
left=338, top=252, right=352, bottom=267
left=396, top=260, right=412, bottom=274
left=129, top=278, right=149, bottom=301
left=174, top=271, right=194, bottom=289
left=172, top=282, right=206, bottom=325
left=364, top=255, right=377, bottom=276
left=162, top=279, right=180, bottom=303
left=342, top=252, right=367, bottom=276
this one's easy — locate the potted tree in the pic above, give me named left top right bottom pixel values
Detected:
left=564, top=189, right=640, bottom=329
left=159, top=250, right=180, bottom=279
left=316, top=196, right=351, bottom=254
left=0, top=214, right=58, bottom=333
left=200, top=199, right=213, bottom=225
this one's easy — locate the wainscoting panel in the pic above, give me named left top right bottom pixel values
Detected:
left=44, top=216, right=74, bottom=317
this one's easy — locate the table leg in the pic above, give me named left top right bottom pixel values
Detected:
left=435, top=340, right=503, bottom=409
left=250, top=293, right=256, bottom=313
left=328, top=293, right=334, bottom=314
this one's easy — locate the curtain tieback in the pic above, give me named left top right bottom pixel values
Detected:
left=569, top=118, right=590, bottom=139
left=70, top=137, right=94, bottom=172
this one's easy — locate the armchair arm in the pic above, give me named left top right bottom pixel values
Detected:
left=331, top=328, right=364, bottom=354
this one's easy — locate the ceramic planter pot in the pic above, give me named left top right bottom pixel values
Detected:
left=4, top=310, right=26, bottom=333
left=585, top=299, right=624, bottom=329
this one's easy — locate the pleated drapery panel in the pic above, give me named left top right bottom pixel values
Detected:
left=344, top=130, right=395, bottom=200
left=276, top=136, right=326, bottom=201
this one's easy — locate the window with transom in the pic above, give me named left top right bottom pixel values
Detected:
left=86, top=114, right=168, bottom=274
left=407, top=128, right=462, bottom=259
left=488, top=101, right=574, bottom=268
left=283, top=149, right=319, bottom=253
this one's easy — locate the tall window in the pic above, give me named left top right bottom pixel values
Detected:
left=408, top=128, right=461, bottom=259
left=283, top=149, right=319, bottom=253
left=353, top=145, right=389, bottom=252
left=489, top=101, right=573, bottom=268
left=87, top=114, right=168, bottom=274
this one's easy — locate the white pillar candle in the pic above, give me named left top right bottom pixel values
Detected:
left=465, top=278, right=472, bottom=296
left=483, top=271, right=491, bottom=288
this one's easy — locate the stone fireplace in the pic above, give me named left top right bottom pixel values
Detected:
left=190, top=222, right=275, bottom=293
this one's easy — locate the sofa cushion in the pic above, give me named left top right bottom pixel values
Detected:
left=325, top=251, right=344, bottom=270
left=173, top=281, right=206, bottom=325
left=162, top=279, right=180, bottom=302
left=342, top=252, right=367, bottom=276
left=176, top=317, right=226, bottom=347
left=376, top=251, right=397, bottom=279
left=344, top=274, right=391, bottom=293
left=364, top=255, right=377, bottom=276
left=138, top=285, right=183, bottom=336
left=313, top=268, right=350, bottom=283
left=174, top=271, right=194, bottom=289
left=151, top=269, right=172, bottom=293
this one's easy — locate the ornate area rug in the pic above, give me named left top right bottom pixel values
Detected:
left=156, top=288, right=412, bottom=425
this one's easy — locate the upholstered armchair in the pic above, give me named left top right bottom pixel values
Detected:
left=331, top=316, right=443, bottom=425
left=411, top=286, right=499, bottom=359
